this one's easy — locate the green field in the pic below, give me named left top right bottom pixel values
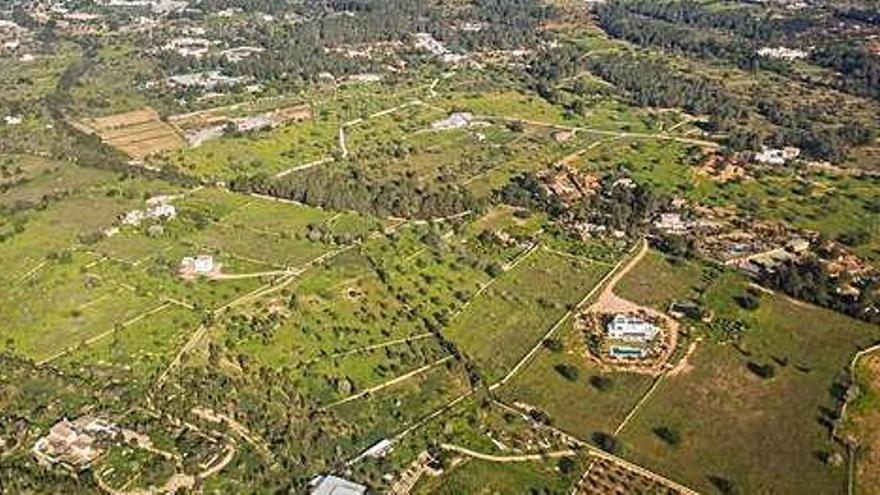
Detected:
left=444, top=248, right=612, bottom=383
left=616, top=265, right=880, bottom=494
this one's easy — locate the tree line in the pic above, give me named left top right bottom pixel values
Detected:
left=229, top=166, right=482, bottom=220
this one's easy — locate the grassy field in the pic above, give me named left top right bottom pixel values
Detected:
left=843, top=351, right=880, bottom=495
left=617, top=269, right=880, bottom=494
left=58, top=305, right=202, bottom=379
left=412, top=455, right=586, bottom=495
left=444, top=248, right=612, bottom=383
left=615, top=250, right=710, bottom=311
left=498, top=313, right=655, bottom=440
left=0, top=154, right=116, bottom=207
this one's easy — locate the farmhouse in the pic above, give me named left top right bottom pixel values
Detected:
left=180, top=255, right=215, bottom=276
left=757, top=46, right=808, bottom=60
left=221, top=46, right=264, bottom=62
left=33, top=417, right=119, bottom=471
left=754, top=146, right=801, bottom=165
left=414, top=32, right=449, bottom=56
left=309, top=475, right=367, bottom=495
left=653, top=212, right=688, bottom=234
left=606, top=314, right=660, bottom=342
left=431, top=112, right=472, bottom=130
left=552, top=130, right=573, bottom=142
left=121, top=203, right=177, bottom=226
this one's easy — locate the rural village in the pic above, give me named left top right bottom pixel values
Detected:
left=1, top=0, right=880, bottom=494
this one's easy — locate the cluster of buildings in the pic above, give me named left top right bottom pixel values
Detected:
left=167, top=71, right=246, bottom=90
left=160, top=36, right=264, bottom=62
left=757, top=46, right=809, bottom=60
left=537, top=166, right=601, bottom=206
left=33, top=417, right=119, bottom=471
left=413, top=32, right=466, bottom=64
left=173, top=102, right=312, bottom=146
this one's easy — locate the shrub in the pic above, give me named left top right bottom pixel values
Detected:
left=747, top=361, right=776, bottom=379
left=542, top=337, right=564, bottom=352
left=589, top=375, right=613, bottom=391
left=554, top=363, right=580, bottom=381
left=591, top=431, right=620, bottom=454
left=652, top=425, right=681, bottom=446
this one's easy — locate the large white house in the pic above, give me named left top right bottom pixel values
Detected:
left=606, top=314, right=660, bottom=342
left=309, top=475, right=367, bottom=495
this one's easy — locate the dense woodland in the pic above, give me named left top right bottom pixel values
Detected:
left=582, top=52, right=876, bottom=160
left=230, top=167, right=483, bottom=220
left=596, top=0, right=880, bottom=100
left=762, top=256, right=880, bottom=324
left=499, top=171, right=662, bottom=236
left=160, top=0, right=553, bottom=83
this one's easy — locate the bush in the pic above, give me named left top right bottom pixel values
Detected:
left=589, top=375, right=613, bottom=391
left=747, top=361, right=776, bottom=379
left=735, top=291, right=760, bottom=311
left=557, top=456, right=577, bottom=475
left=554, top=363, right=580, bottom=381
left=591, top=431, right=620, bottom=454
left=709, top=476, right=739, bottom=495
left=652, top=425, right=681, bottom=446
left=542, top=337, right=564, bottom=352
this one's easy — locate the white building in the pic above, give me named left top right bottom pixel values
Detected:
left=606, top=314, right=660, bottom=343
left=309, top=475, right=367, bottom=495
left=653, top=212, right=688, bottom=234
left=121, top=204, right=176, bottom=226
left=431, top=112, right=472, bottom=130
left=414, top=32, right=448, bottom=56
left=754, top=146, right=801, bottom=165
left=757, top=46, right=809, bottom=61
left=194, top=255, right=214, bottom=274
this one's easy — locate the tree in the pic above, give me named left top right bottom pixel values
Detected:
left=557, top=456, right=577, bottom=475
left=554, top=363, right=580, bottom=381
left=589, top=375, right=613, bottom=391
left=735, top=291, right=760, bottom=311
left=652, top=425, right=681, bottom=446
left=542, top=337, right=564, bottom=352
left=591, top=431, right=621, bottom=454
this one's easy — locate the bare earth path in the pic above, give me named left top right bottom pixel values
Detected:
left=440, top=443, right=578, bottom=462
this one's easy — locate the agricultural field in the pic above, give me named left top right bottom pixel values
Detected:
left=614, top=262, right=880, bottom=494
left=842, top=351, right=880, bottom=495
left=443, top=248, right=613, bottom=383
left=75, top=107, right=186, bottom=160
left=0, top=153, right=115, bottom=207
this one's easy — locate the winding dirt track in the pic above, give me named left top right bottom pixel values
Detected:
left=440, top=443, right=578, bottom=462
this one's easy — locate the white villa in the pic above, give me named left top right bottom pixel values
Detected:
left=180, top=255, right=215, bottom=276
left=606, top=314, right=660, bottom=343
left=309, top=475, right=367, bottom=495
